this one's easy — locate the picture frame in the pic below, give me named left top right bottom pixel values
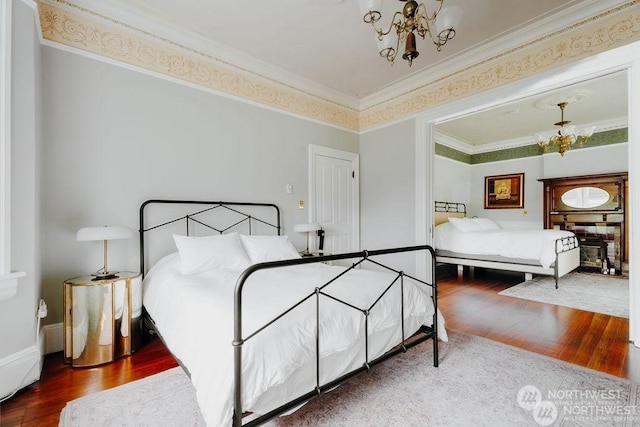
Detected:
left=484, top=173, right=524, bottom=209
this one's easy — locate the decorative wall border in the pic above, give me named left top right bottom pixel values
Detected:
left=36, top=1, right=360, bottom=132
left=35, top=1, right=640, bottom=133
left=360, top=1, right=640, bottom=131
left=436, top=128, right=629, bottom=164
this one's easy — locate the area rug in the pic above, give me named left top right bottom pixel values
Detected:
left=498, top=272, right=629, bottom=318
left=59, top=331, right=640, bottom=426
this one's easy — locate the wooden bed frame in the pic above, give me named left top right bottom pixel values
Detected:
left=434, top=201, right=580, bottom=289
left=139, top=199, right=440, bottom=426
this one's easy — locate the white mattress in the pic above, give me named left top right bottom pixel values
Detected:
left=434, top=222, right=575, bottom=269
left=143, top=253, right=447, bottom=426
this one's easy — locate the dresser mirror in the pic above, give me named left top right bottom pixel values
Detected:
left=560, top=187, right=610, bottom=209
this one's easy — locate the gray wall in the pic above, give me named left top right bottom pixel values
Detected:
left=40, top=47, right=359, bottom=325
left=0, top=0, right=42, bottom=361
left=360, top=119, right=418, bottom=274
left=434, top=144, right=629, bottom=225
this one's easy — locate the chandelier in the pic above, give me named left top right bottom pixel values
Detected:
left=536, top=102, right=595, bottom=157
left=358, top=0, right=463, bottom=66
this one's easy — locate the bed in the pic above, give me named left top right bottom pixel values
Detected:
left=434, top=201, right=580, bottom=289
left=139, top=199, right=446, bottom=426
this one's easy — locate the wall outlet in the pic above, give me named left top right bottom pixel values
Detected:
left=299, top=200, right=304, bottom=209
left=285, top=184, right=293, bottom=194
left=523, top=210, right=528, bottom=217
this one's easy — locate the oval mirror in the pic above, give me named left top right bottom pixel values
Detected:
left=561, top=187, right=610, bottom=209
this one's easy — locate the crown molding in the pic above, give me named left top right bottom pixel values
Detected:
left=36, top=0, right=360, bottom=131
left=48, top=0, right=361, bottom=111
left=436, top=116, right=628, bottom=155
left=359, top=0, right=628, bottom=111
left=35, top=0, right=640, bottom=132
left=360, top=1, right=640, bottom=132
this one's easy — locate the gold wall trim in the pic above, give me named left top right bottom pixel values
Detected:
left=360, top=1, right=640, bottom=130
left=36, top=1, right=640, bottom=133
left=37, top=1, right=360, bottom=131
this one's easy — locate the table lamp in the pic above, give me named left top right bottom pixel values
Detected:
left=293, top=222, right=321, bottom=256
left=76, top=225, right=133, bottom=280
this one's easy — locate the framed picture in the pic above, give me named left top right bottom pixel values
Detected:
left=484, top=173, right=524, bottom=209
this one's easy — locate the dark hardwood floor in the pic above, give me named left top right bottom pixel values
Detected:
left=437, top=267, right=640, bottom=382
left=0, top=335, right=178, bottom=427
left=1, top=268, right=638, bottom=426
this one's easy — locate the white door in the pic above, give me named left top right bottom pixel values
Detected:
left=309, top=145, right=359, bottom=255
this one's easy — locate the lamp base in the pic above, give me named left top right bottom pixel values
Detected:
left=91, top=271, right=119, bottom=281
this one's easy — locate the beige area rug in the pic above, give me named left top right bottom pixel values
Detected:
left=59, top=331, right=640, bottom=427
left=498, top=272, right=629, bottom=318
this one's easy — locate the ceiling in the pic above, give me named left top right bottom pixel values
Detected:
left=65, top=0, right=628, bottom=146
left=436, top=71, right=628, bottom=151
left=87, top=0, right=588, bottom=99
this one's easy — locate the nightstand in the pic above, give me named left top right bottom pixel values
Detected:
left=63, top=272, right=142, bottom=367
left=302, top=251, right=333, bottom=265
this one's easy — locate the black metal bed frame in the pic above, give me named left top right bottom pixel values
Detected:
left=139, top=200, right=439, bottom=426
left=434, top=200, right=580, bottom=289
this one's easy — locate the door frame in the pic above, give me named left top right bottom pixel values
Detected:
left=308, top=144, right=360, bottom=252
left=416, top=41, right=640, bottom=345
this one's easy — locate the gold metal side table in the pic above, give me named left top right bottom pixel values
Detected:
left=63, top=272, right=142, bottom=367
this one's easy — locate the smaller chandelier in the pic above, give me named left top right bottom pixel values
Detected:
left=537, top=102, right=595, bottom=157
left=358, top=0, right=462, bottom=67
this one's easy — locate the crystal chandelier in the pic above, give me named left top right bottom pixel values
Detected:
left=537, top=102, right=595, bottom=157
left=358, top=0, right=462, bottom=66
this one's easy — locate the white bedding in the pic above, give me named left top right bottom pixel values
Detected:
left=434, top=222, right=575, bottom=269
left=143, top=253, right=446, bottom=426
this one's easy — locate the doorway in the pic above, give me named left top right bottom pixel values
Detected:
left=308, top=145, right=360, bottom=254
left=416, top=42, right=640, bottom=345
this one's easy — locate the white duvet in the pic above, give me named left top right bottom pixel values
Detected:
left=143, top=253, right=446, bottom=426
left=434, top=222, right=575, bottom=269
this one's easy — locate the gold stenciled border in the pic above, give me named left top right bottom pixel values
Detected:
left=37, top=1, right=640, bottom=132
left=37, top=1, right=360, bottom=131
left=361, top=2, right=640, bottom=130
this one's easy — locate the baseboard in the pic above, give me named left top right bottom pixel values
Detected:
left=0, top=345, right=40, bottom=401
left=44, top=322, right=64, bottom=355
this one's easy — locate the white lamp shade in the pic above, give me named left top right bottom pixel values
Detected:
left=377, top=31, right=397, bottom=57
left=559, top=125, right=576, bottom=137
left=358, top=0, right=382, bottom=17
left=293, top=223, right=321, bottom=233
left=436, top=6, right=463, bottom=35
left=580, top=125, right=596, bottom=137
left=76, top=225, right=133, bottom=241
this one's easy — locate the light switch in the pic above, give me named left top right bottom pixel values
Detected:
left=299, top=200, right=304, bottom=209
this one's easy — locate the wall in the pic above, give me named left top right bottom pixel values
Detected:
left=469, top=155, right=544, bottom=226
left=434, top=143, right=629, bottom=227
left=359, top=119, right=418, bottom=274
left=433, top=156, right=472, bottom=206
left=542, top=143, right=629, bottom=179
left=40, top=47, right=359, bottom=327
left=0, top=0, right=42, bottom=399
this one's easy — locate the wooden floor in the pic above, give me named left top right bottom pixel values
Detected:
left=1, top=268, right=638, bottom=426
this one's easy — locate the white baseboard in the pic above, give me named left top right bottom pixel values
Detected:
left=0, top=321, right=61, bottom=400
left=0, top=345, right=40, bottom=401
left=44, top=322, right=63, bottom=355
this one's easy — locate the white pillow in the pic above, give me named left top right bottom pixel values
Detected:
left=472, top=217, right=500, bottom=230
left=448, top=217, right=483, bottom=232
left=173, top=232, right=250, bottom=274
left=240, top=235, right=301, bottom=263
